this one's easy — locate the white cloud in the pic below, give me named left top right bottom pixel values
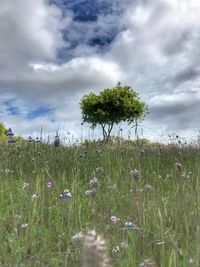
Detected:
left=0, top=0, right=71, bottom=69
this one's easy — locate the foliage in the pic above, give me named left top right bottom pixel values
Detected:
left=80, top=82, right=148, bottom=140
left=0, top=122, right=9, bottom=143
left=0, top=122, right=7, bottom=136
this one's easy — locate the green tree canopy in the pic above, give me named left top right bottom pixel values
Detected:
left=80, top=82, right=148, bottom=140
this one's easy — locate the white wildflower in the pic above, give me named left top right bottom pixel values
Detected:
left=21, top=223, right=28, bottom=229
left=31, top=194, right=37, bottom=200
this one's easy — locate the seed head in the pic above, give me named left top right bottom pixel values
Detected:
left=54, top=135, right=60, bottom=148
left=174, top=161, right=182, bottom=172
left=95, top=167, right=104, bottom=173
left=85, top=189, right=97, bottom=196
left=89, top=177, right=100, bottom=189
left=131, top=169, right=140, bottom=181
left=82, top=230, right=110, bottom=267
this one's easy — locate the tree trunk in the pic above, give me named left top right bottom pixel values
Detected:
left=101, top=123, right=114, bottom=141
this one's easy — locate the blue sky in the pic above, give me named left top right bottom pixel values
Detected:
left=0, top=0, right=200, bottom=142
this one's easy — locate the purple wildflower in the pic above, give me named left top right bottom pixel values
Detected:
left=111, top=215, right=118, bottom=223
left=47, top=181, right=52, bottom=189
left=64, top=192, right=72, bottom=199
left=59, top=192, right=72, bottom=200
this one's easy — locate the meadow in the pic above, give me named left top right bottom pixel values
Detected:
left=0, top=136, right=200, bottom=267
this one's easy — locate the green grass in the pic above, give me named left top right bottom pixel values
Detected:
left=0, top=139, right=200, bottom=266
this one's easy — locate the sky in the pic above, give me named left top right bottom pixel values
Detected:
left=0, top=0, right=200, bottom=143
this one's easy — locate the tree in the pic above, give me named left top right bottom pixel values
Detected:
left=80, top=82, right=149, bottom=140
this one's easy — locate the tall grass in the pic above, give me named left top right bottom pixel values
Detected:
left=0, top=138, right=200, bottom=266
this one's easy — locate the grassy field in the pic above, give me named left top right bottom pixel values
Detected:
left=0, top=138, right=200, bottom=266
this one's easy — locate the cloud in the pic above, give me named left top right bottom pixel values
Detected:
left=171, top=67, right=200, bottom=87
left=1, top=0, right=200, bottom=141
left=106, top=0, right=200, bottom=138
left=0, top=0, right=71, bottom=69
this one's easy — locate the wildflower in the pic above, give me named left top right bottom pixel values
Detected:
left=124, top=222, right=135, bottom=229
left=31, top=194, right=37, bottom=200
left=5, top=168, right=13, bottom=174
left=7, top=128, right=14, bottom=137
left=85, top=189, right=96, bottom=196
left=82, top=229, right=110, bottom=267
left=181, top=171, right=190, bottom=179
left=47, top=181, right=52, bottom=189
left=111, top=215, right=118, bottom=223
left=27, top=136, right=33, bottom=142
left=8, top=139, right=16, bottom=143
left=21, top=223, right=28, bottom=229
left=64, top=192, right=72, bottom=198
left=35, top=137, right=41, bottom=143
left=59, top=192, right=72, bottom=199
left=89, top=177, right=100, bottom=189
left=189, top=258, right=194, bottom=264
left=112, top=245, right=120, bottom=254
left=131, top=169, right=140, bottom=181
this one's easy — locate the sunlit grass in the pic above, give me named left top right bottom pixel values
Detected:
left=0, top=138, right=200, bottom=266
